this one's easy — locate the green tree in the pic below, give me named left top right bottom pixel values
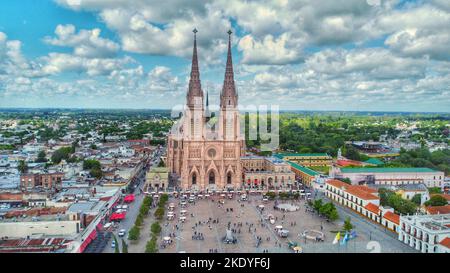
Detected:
left=151, top=222, right=162, bottom=236
left=83, top=159, right=101, bottom=170
left=425, top=195, right=448, bottom=207
left=128, top=226, right=140, bottom=241
left=89, top=167, right=103, bottom=179
left=145, top=236, right=158, bottom=253
left=121, top=239, right=128, bottom=253
left=112, top=234, right=120, bottom=253
left=154, top=207, right=164, bottom=221
left=343, top=217, right=353, bottom=232
left=411, top=194, right=422, bottom=206
left=35, top=150, right=47, bottom=163
left=18, top=160, right=28, bottom=174
left=313, top=199, right=323, bottom=212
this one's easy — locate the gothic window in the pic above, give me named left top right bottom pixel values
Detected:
left=207, top=148, right=216, bottom=158
left=209, top=172, right=215, bottom=184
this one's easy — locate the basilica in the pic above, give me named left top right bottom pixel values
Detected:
left=166, top=30, right=246, bottom=191
left=166, top=30, right=295, bottom=191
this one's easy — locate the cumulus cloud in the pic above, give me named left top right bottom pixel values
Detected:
left=44, top=24, right=120, bottom=58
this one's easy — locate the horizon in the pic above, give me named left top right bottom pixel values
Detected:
left=0, top=106, right=450, bottom=115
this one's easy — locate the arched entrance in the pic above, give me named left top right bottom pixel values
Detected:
left=192, top=173, right=197, bottom=185
left=208, top=171, right=215, bottom=184
left=227, top=172, right=232, bottom=184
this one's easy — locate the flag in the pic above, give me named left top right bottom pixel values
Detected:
left=340, top=232, right=349, bottom=245
left=332, top=232, right=340, bottom=245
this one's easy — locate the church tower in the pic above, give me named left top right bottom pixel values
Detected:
left=185, top=28, right=204, bottom=140
left=219, top=30, right=240, bottom=141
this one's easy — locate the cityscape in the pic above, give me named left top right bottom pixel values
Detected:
left=0, top=0, right=450, bottom=257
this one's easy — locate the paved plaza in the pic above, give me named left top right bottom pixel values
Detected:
left=145, top=193, right=417, bottom=253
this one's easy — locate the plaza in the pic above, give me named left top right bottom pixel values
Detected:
left=143, top=191, right=416, bottom=253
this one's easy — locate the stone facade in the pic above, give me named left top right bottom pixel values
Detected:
left=167, top=30, right=245, bottom=191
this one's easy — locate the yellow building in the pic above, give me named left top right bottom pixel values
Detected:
left=274, top=153, right=332, bottom=167
left=145, top=167, right=169, bottom=191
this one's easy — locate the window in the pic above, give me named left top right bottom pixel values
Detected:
left=209, top=172, right=215, bottom=184
left=192, top=173, right=197, bottom=185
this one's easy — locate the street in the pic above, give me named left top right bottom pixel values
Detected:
left=102, top=147, right=163, bottom=253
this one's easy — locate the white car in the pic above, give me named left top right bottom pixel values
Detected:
left=118, top=229, right=126, bottom=237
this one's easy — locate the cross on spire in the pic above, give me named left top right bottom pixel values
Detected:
left=187, top=27, right=203, bottom=108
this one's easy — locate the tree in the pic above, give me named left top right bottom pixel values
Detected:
left=425, top=195, right=448, bottom=207
left=154, top=207, right=164, bottom=221
left=112, top=234, right=120, bottom=253
left=89, top=167, right=103, bottom=179
left=328, top=209, right=339, bottom=221
left=313, top=199, right=323, bottom=212
left=135, top=214, right=144, bottom=227
left=151, top=222, right=162, bottom=236
left=145, top=236, right=158, bottom=253
left=51, top=147, right=73, bottom=164
left=128, top=226, right=140, bottom=241
left=35, top=150, right=47, bottom=163
left=343, top=217, right=353, bottom=232
left=338, top=178, right=352, bottom=185
left=18, top=160, right=28, bottom=174
left=121, top=239, right=128, bottom=253
left=83, top=159, right=101, bottom=170
left=411, top=194, right=422, bottom=206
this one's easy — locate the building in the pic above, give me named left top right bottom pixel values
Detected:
left=167, top=30, right=245, bottom=191
left=274, top=153, right=332, bottom=167
left=20, top=172, right=64, bottom=190
left=425, top=205, right=450, bottom=215
left=286, top=161, right=319, bottom=187
left=0, top=214, right=80, bottom=238
left=398, top=214, right=450, bottom=253
left=145, top=167, right=169, bottom=191
left=325, top=179, right=401, bottom=233
left=332, top=167, right=444, bottom=187
left=240, top=156, right=295, bottom=189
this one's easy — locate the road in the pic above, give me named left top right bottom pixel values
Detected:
left=312, top=190, right=417, bottom=253
left=103, top=147, right=164, bottom=253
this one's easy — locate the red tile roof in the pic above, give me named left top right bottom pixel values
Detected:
left=426, top=205, right=450, bottom=215
left=439, top=237, right=450, bottom=249
left=326, top=179, right=379, bottom=200
left=383, top=211, right=400, bottom=225
left=365, top=203, right=380, bottom=214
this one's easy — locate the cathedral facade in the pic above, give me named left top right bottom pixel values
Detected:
left=167, top=30, right=246, bottom=191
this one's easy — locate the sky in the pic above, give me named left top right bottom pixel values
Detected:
left=0, top=0, right=450, bottom=112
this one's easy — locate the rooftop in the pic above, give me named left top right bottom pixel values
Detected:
left=340, top=167, right=440, bottom=173
left=274, top=153, right=330, bottom=158
left=287, top=161, right=318, bottom=176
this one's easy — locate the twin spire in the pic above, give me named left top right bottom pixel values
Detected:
left=186, top=29, right=237, bottom=109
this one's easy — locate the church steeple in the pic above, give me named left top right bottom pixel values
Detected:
left=220, top=30, right=238, bottom=108
left=187, top=28, right=203, bottom=108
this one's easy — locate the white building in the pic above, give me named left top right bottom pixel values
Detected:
left=398, top=214, right=450, bottom=253
left=332, top=167, right=444, bottom=187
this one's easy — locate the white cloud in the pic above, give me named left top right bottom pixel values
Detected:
left=238, top=33, right=304, bottom=65
left=44, top=24, right=120, bottom=58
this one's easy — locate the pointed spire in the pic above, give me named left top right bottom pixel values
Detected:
left=221, top=29, right=237, bottom=108
left=187, top=28, right=203, bottom=108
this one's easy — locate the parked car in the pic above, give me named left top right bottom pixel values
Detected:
left=118, top=229, right=126, bottom=237
left=111, top=241, right=116, bottom=248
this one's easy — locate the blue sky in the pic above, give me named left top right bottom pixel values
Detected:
left=0, top=0, right=450, bottom=112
